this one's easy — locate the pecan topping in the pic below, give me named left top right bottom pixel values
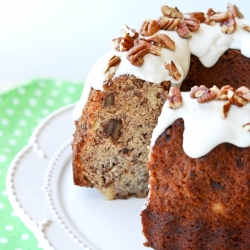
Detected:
left=190, top=85, right=208, bottom=98
left=227, top=3, right=244, bottom=19
left=189, top=12, right=205, bottom=23
left=210, top=85, right=220, bottom=99
left=221, top=15, right=236, bottom=34
left=184, top=18, right=200, bottom=32
left=197, top=89, right=217, bottom=103
left=218, top=85, right=235, bottom=100
left=120, top=33, right=134, bottom=52
left=210, top=12, right=229, bottom=22
left=204, top=8, right=217, bottom=26
left=126, top=45, right=150, bottom=67
left=139, top=38, right=161, bottom=56
left=121, top=24, right=139, bottom=39
left=104, top=55, right=121, bottom=80
left=165, top=61, right=181, bottom=81
left=111, top=37, right=122, bottom=51
left=157, top=34, right=175, bottom=51
left=168, top=86, right=183, bottom=109
left=176, top=21, right=192, bottom=39
left=161, top=5, right=183, bottom=19
left=236, top=86, right=250, bottom=101
left=157, top=16, right=180, bottom=30
left=243, top=123, right=250, bottom=132
left=242, top=24, right=250, bottom=32
left=139, top=19, right=160, bottom=36
left=228, top=90, right=248, bottom=107
left=219, top=101, right=231, bottom=119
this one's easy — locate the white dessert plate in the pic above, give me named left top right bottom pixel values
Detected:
left=7, top=104, right=148, bottom=250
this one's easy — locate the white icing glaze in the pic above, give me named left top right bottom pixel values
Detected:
left=151, top=92, right=250, bottom=158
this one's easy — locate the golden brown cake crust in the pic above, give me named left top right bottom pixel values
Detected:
left=72, top=75, right=169, bottom=199
left=141, top=118, right=250, bottom=250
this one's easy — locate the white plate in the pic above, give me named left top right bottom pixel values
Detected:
left=7, top=104, right=148, bottom=250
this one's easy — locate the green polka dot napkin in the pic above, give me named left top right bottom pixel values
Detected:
left=0, top=79, right=83, bottom=250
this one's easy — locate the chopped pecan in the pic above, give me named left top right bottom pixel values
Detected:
left=243, top=123, right=250, bottom=132
left=242, top=24, right=250, bottom=32
left=218, top=85, right=235, bottom=100
left=204, top=8, right=217, bottom=26
left=210, top=12, right=229, bottom=22
left=161, top=5, right=183, bottom=19
left=197, top=89, right=217, bottom=103
left=221, top=15, right=236, bottom=34
left=210, top=85, right=220, bottom=99
left=227, top=3, right=244, bottom=19
left=139, top=38, right=161, bottom=56
left=228, top=90, right=248, bottom=107
left=120, top=33, right=134, bottom=52
left=157, top=34, right=175, bottom=51
left=165, top=61, right=181, bottom=81
left=104, top=93, right=115, bottom=107
left=139, top=19, right=160, bottom=36
left=103, top=119, right=122, bottom=142
left=236, top=86, right=250, bottom=101
left=176, top=21, right=192, bottom=39
left=157, top=16, right=180, bottom=30
left=184, top=18, right=200, bottom=32
left=111, top=37, right=122, bottom=51
left=190, top=85, right=208, bottom=98
left=121, top=24, right=139, bottom=38
left=168, top=86, right=183, bottom=109
left=219, top=101, right=231, bottom=119
left=126, top=45, right=150, bottom=67
left=104, top=55, right=121, bottom=80
left=189, top=12, right=205, bottom=23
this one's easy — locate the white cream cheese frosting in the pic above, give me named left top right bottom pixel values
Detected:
left=150, top=92, right=250, bottom=158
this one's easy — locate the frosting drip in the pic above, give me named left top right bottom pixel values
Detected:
left=150, top=92, right=250, bottom=158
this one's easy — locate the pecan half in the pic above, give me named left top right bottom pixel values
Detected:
left=139, top=38, right=161, bottom=56
left=197, top=89, right=217, bottom=103
left=157, top=16, right=180, bottom=30
left=176, top=21, right=192, bottom=39
left=161, top=5, right=183, bottom=19
left=219, top=101, right=231, bottom=119
left=189, top=12, right=205, bottom=23
left=168, top=86, right=183, bottom=109
left=139, top=19, right=160, bottom=36
left=184, top=18, right=200, bottom=32
left=236, top=86, right=250, bottom=101
left=190, top=85, right=208, bottom=98
left=218, top=85, right=235, bottom=100
left=165, top=61, right=181, bottom=81
left=227, top=3, right=244, bottom=19
left=221, top=15, right=236, bottom=34
left=210, top=12, right=229, bottom=22
left=228, top=90, right=248, bottom=107
left=242, top=24, right=250, bottom=32
left=121, top=24, right=139, bottom=39
left=157, top=34, right=175, bottom=51
left=120, top=33, right=134, bottom=52
left=104, top=55, right=121, bottom=80
left=126, top=45, right=150, bottom=67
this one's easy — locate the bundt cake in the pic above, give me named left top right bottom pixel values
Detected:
left=72, top=3, right=250, bottom=201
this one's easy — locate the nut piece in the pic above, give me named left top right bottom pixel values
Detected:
left=197, top=89, right=217, bottom=103
left=236, top=86, right=250, bottom=101
left=190, top=85, right=208, bottom=98
left=126, top=45, right=150, bottom=67
left=210, top=85, right=220, bottom=99
left=184, top=18, right=200, bottom=32
left=120, top=33, right=134, bottom=52
left=219, top=101, right=231, bottom=119
left=121, top=24, right=139, bottom=39
left=221, top=15, right=236, bottom=34
left=210, top=12, right=229, bottom=22
left=204, top=8, right=217, bottom=26
left=161, top=5, right=183, bottom=19
left=139, top=38, right=161, bottom=56
left=111, top=37, right=122, bottom=51
left=104, top=93, right=115, bottom=107
left=157, top=16, right=180, bottom=30
left=218, top=85, right=235, bottom=100
left=227, top=3, right=244, bottom=19
left=157, top=34, right=175, bottom=51
left=228, top=90, right=248, bottom=107
left=243, top=123, right=250, bottom=132
left=242, top=24, right=250, bottom=32
left=104, top=55, right=121, bottom=80
left=165, top=61, right=181, bottom=81
left=168, top=86, right=183, bottom=109
left=139, top=19, right=160, bottom=36
left=189, top=12, right=205, bottom=23
left=176, top=21, right=192, bottom=39
left=103, top=119, right=122, bottom=142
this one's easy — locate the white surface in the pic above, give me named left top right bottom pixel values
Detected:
left=1, top=0, right=250, bottom=87
left=7, top=104, right=148, bottom=250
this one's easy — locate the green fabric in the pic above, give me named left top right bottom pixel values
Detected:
left=0, top=79, right=83, bottom=249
